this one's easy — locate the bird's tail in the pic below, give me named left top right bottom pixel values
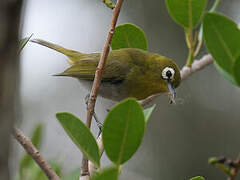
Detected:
left=30, top=39, right=84, bottom=59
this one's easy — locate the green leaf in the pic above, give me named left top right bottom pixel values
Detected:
left=214, top=62, right=238, bottom=86
left=165, top=0, right=206, bottom=29
left=203, top=13, right=240, bottom=86
left=91, top=166, right=118, bottom=180
left=102, top=98, right=145, bottom=165
left=62, top=168, right=81, bottom=180
left=190, top=176, right=205, bottom=180
left=18, top=160, right=61, bottom=180
left=208, top=157, right=233, bottom=176
left=49, top=161, right=62, bottom=177
left=198, top=0, right=222, bottom=41
left=18, top=34, right=33, bottom=53
left=203, top=13, right=240, bottom=72
left=143, top=105, right=156, bottom=123
left=233, top=56, right=240, bottom=85
left=111, top=23, right=148, bottom=51
left=31, top=124, right=43, bottom=149
left=56, top=112, right=100, bottom=167
left=102, top=0, right=115, bottom=9
left=19, top=124, right=43, bottom=176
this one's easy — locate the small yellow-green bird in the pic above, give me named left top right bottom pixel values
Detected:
left=31, top=39, right=181, bottom=102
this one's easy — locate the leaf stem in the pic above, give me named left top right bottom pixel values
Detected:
left=185, top=29, right=195, bottom=67
left=186, top=45, right=195, bottom=67
left=185, top=0, right=195, bottom=67
left=194, top=39, right=203, bottom=57
left=210, top=0, right=222, bottom=12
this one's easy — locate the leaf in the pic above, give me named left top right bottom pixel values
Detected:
left=203, top=13, right=240, bottom=73
left=198, top=0, right=222, bottom=41
left=203, top=13, right=240, bottom=86
left=111, top=23, right=148, bottom=51
left=49, top=161, right=62, bottom=177
left=62, top=168, right=81, bottom=180
left=143, top=105, right=156, bottom=123
left=165, top=0, right=206, bottom=29
left=214, top=62, right=238, bottom=86
left=208, top=157, right=233, bottom=176
left=19, top=160, right=61, bottom=180
left=91, top=166, right=118, bottom=180
left=31, top=124, right=43, bottom=149
left=19, top=124, right=43, bottom=176
left=56, top=112, right=100, bottom=167
left=102, top=0, right=115, bottom=9
left=102, top=98, right=145, bottom=165
left=233, top=56, right=240, bottom=85
left=18, top=34, right=33, bottom=53
left=190, top=176, right=205, bottom=180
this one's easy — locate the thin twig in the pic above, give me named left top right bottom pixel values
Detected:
left=227, top=153, right=240, bottom=180
left=80, top=0, right=124, bottom=179
left=194, top=38, right=203, bottom=57
left=13, top=127, right=60, bottom=180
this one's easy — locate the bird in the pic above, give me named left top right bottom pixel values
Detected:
left=31, top=39, right=181, bottom=102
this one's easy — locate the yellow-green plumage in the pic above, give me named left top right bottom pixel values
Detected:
left=31, top=39, right=181, bottom=101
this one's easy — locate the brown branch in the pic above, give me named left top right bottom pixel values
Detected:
left=228, top=153, right=240, bottom=180
left=180, top=54, right=213, bottom=80
left=81, top=0, right=124, bottom=179
left=13, top=127, right=60, bottom=180
left=140, top=54, right=214, bottom=106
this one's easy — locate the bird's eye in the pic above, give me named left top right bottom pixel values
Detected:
left=162, top=67, right=175, bottom=80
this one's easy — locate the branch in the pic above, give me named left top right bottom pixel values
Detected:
left=13, top=127, right=60, bottom=180
left=81, top=0, right=124, bottom=179
left=180, top=54, right=213, bottom=80
left=228, top=153, right=240, bottom=180
left=140, top=54, right=213, bottom=106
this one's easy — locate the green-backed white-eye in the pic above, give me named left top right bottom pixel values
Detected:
left=31, top=39, right=181, bottom=101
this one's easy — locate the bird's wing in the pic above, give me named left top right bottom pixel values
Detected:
left=55, top=58, right=130, bottom=83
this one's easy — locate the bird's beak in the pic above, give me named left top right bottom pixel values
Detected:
left=167, top=79, right=176, bottom=104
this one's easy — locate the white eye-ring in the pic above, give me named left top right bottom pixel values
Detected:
left=162, top=67, right=175, bottom=80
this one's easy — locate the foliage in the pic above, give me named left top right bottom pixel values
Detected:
left=18, top=34, right=33, bottom=53
left=189, top=176, right=205, bottom=180
left=203, top=13, right=240, bottom=86
left=90, top=166, right=118, bottom=180
left=18, top=0, right=240, bottom=179
left=165, top=0, right=206, bottom=29
left=102, top=98, right=145, bottom=165
left=57, top=99, right=155, bottom=178
left=56, top=112, right=100, bottom=167
left=111, top=23, right=148, bottom=51
left=143, top=105, right=156, bottom=123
